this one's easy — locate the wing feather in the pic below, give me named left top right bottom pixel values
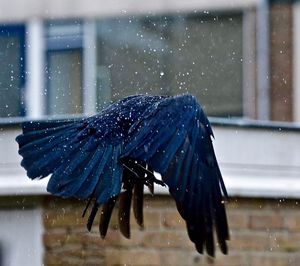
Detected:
left=16, top=117, right=123, bottom=203
left=17, top=123, right=76, bottom=147
left=124, top=94, right=229, bottom=256
left=20, top=128, right=81, bottom=179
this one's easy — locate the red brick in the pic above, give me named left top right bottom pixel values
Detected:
left=269, top=4, right=293, bottom=121
left=105, top=249, right=161, bottom=266
left=159, top=250, right=202, bottom=266
left=42, top=196, right=300, bottom=266
left=44, top=209, right=85, bottom=228
left=83, top=227, right=143, bottom=248
left=142, top=231, right=189, bottom=249
left=250, top=254, right=292, bottom=266
left=228, top=198, right=271, bottom=211
left=270, top=232, right=300, bottom=253
left=44, top=231, right=86, bottom=249
left=227, top=211, right=249, bottom=230
left=44, top=254, right=66, bottom=265
left=249, top=213, right=283, bottom=230
left=210, top=253, right=247, bottom=266
left=143, top=195, right=175, bottom=209
left=44, top=233, right=68, bottom=249
left=162, top=211, right=186, bottom=229
left=44, top=252, right=85, bottom=266
left=130, top=210, right=161, bottom=229
left=229, top=232, right=270, bottom=251
left=284, top=215, right=300, bottom=232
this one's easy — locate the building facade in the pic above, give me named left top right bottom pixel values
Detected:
left=1, top=0, right=300, bottom=265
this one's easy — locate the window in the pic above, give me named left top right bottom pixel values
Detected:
left=0, top=25, right=25, bottom=117
left=96, top=12, right=244, bottom=117
left=0, top=10, right=252, bottom=119
left=45, top=21, right=83, bottom=115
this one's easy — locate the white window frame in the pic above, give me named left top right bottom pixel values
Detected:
left=26, top=19, right=45, bottom=119
left=25, top=19, right=98, bottom=119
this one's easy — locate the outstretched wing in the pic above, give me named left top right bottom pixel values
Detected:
left=16, top=94, right=229, bottom=256
left=123, top=94, right=229, bottom=257
left=16, top=114, right=125, bottom=205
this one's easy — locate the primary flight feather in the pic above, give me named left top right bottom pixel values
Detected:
left=16, top=94, right=229, bottom=257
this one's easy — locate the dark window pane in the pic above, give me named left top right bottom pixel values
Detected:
left=168, top=15, right=243, bottom=117
left=96, top=18, right=168, bottom=104
left=96, top=13, right=243, bottom=117
left=45, top=21, right=83, bottom=116
left=46, top=50, right=83, bottom=115
left=0, top=26, right=25, bottom=117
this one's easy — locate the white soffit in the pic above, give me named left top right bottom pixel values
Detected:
left=0, top=0, right=259, bottom=23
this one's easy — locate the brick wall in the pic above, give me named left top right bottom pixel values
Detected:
left=269, top=3, right=293, bottom=121
left=43, top=195, right=300, bottom=266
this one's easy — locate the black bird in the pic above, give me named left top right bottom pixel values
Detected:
left=16, top=94, right=229, bottom=257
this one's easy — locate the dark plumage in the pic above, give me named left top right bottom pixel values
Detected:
left=16, top=94, right=229, bottom=257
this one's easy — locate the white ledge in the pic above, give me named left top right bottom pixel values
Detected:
left=2, top=173, right=300, bottom=199
left=0, top=174, right=49, bottom=196
left=1, top=123, right=300, bottom=199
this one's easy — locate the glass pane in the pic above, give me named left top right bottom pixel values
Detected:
left=0, top=33, right=23, bottom=117
left=96, top=13, right=243, bottom=117
left=169, top=15, right=243, bottom=117
left=46, top=50, right=83, bottom=115
left=96, top=18, right=169, bottom=104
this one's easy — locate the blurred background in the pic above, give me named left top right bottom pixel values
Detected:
left=1, top=0, right=300, bottom=265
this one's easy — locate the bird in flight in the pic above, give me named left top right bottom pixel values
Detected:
left=16, top=94, right=229, bottom=257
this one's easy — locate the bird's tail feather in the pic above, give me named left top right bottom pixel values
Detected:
left=87, top=202, right=99, bottom=232
left=132, top=181, right=144, bottom=228
left=99, top=196, right=117, bottom=238
left=118, top=188, right=133, bottom=238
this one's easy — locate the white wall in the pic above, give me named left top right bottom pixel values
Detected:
left=213, top=123, right=300, bottom=198
left=0, top=208, right=43, bottom=266
left=0, top=0, right=259, bottom=23
left=0, top=127, right=49, bottom=195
